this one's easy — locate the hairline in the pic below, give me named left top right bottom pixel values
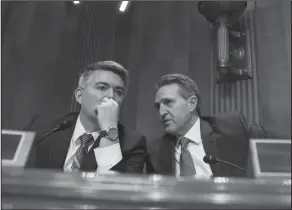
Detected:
left=79, top=69, right=127, bottom=90
left=156, top=82, right=196, bottom=100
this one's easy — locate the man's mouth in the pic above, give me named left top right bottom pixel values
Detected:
left=163, top=119, right=172, bottom=125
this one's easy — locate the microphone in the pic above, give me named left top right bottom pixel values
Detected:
left=203, top=155, right=247, bottom=172
left=35, top=114, right=76, bottom=145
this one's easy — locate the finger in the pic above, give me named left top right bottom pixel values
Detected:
left=109, top=98, right=118, bottom=107
left=97, top=97, right=109, bottom=105
left=98, top=100, right=114, bottom=109
left=101, top=97, right=117, bottom=107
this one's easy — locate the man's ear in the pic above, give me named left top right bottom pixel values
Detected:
left=188, top=95, right=198, bottom=112
left=75, top=87, right=83, bottom=105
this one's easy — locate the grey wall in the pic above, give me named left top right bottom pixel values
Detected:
left=1, top=2, right=81, bottom=129
left=254, top=0, right=291, bottom=138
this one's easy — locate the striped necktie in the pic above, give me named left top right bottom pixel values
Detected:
left=71, top=133, right=94, bottom=170
left=179, top=137, right=196, bottom=176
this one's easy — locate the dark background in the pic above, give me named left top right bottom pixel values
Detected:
left=1, top=1, right=291, bottom=140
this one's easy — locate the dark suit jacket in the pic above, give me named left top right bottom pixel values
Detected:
left=146, top=111, right=250, bottom=177
left=28, top=113, right=146, bottom=173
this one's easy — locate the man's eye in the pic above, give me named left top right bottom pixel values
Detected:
left=97, top=86, right=107, bottom=90
left=115, top=90, right=124, bottom=96
left=164, top=100, right=172, bottom=106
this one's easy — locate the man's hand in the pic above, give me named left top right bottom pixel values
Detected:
left=95, top=97, right=119, bottom=131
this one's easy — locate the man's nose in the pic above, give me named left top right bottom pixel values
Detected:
left=159, top=105, right=167, bottom=118
left=107, top=88, right=114, bottom=98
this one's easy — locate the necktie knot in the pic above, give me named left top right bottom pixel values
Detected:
left=179, top=137, right=190, bottom=149
left=71, top=133, right=94, bottom=170
left=79, top=133, right=94, bottom=146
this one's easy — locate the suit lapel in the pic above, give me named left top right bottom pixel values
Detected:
left=156, top=134, right=176, bottom=175
left=201, top=119, right=220, bottom=176
left=50, top=123, right=75, bottom=169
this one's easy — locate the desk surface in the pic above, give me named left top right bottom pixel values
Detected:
left=2, top=167, right=291, bottom=209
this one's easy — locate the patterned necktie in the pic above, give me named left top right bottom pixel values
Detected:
left=179, top=137, right=196, bottom=176
left=71, top=133, right=94, bottom=170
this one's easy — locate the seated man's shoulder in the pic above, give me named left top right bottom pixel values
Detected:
left=146, top=136, right=160, bottom=147
left=146, top=134, right=168, bottom=155
left=202, top=111, right=246, bottom=124
left=209, top=111, right=247, bottom=126
left=202, top=111, right=248, bottom=135
left=118, top=124, right=146, bottom=147
left=215, top=111, right=246, bottom=121
left=118, top=124, right=144, bottom=138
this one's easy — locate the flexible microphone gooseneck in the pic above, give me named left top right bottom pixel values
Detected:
left=203, top=155, right=247, bottom=172
left=36, top=117, right=76, bottom=145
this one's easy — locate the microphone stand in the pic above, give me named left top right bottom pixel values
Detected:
left=35, top=127, right=59, bottom=145
left=218, top=159, right=247, bottom=172
left=204, top=156, right=247, bottom=172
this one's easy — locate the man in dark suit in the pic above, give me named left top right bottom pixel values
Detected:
left=146, top=74, right=250, bottom=178
left=29, top=61, right=146, bottom=173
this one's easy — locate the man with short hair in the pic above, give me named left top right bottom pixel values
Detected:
left=146, top=73, right=250, bottom=178
left=32, top=61, right=146, bottom=173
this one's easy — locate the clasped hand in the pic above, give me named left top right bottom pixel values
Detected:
left=95, top=97, right=119, bottom=131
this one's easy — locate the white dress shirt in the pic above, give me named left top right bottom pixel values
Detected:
left=64, top=116, right=122, bottom=172
left=175, top=118, right=213, bottom=178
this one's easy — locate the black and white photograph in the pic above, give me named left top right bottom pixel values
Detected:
left=1, top=0, right=291, bottom=209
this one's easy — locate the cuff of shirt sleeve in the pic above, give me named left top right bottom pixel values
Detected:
left=94, top=143, right=122, bottom=171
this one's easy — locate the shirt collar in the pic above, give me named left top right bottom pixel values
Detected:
left=72, top=115, right=99, bottom=144
left=183, top=117, right=201, bottom=145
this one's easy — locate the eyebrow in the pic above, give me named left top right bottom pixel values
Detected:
left=95, top=82, right=124, bottom=91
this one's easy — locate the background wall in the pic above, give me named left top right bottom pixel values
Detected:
left=2, top=2, right=83, bottom=129
left=1, top=1, right=291, bottom=140
left=254, top=0, right=291, bottom=138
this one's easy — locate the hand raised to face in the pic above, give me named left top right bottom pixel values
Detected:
left=95, top=97, right=119, bottom=130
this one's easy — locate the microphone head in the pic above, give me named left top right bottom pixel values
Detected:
left=36, top=113, right=78, bottom=145
left=203, top=155, right=218, bottom=164
left=55, top=118, right=75, bottom=131
left=53, top=113, right=78, bottom=132
left=59, top=119, right=74, bottom=130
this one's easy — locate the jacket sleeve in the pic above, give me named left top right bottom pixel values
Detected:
left=111, top=135, right=147, bottom=174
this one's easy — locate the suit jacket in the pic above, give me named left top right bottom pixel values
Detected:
left=146, top=111, right=250, bottom=177
left=28, top=113, right=146, bottom=173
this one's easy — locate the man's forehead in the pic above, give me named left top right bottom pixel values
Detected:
left=155, top=84, right=180, bottom=100
left=90, top=70, right=125, bottom=87
left=157, top=84, right=180, bottom=95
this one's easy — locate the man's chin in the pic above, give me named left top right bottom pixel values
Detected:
left=164, top=126, right=177, bottom=135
